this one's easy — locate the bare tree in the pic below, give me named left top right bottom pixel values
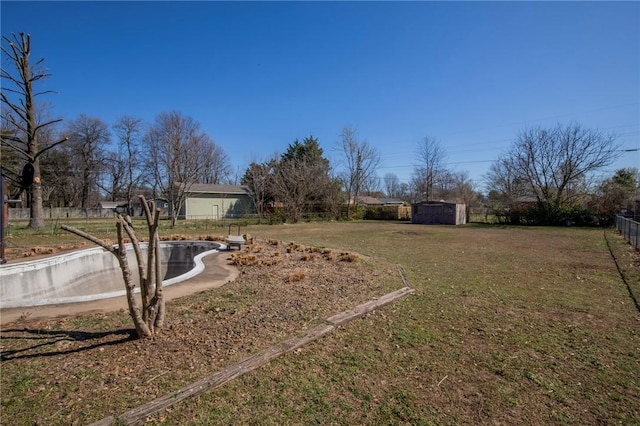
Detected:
left=145, top=111, right=211, bottom=227
left=383, top=173, right=401, bottom=198
left=485, top=154, right=543, bottom=223
left=363, top=174, right=381, bottom=196
left=112, top=115, right=144, bottom=213
left=65, top=114, right=111, bottom=208
left=511, top=122, right=620, bottom=212
left=337, top=126, right=381, bottom=217
left=485, top=154, right=529, bottom=205
left=62, top=196, right=165, bottom=338
left=270, top=136, right=337, bottom=222
left=270, top=156, right=336, bottom=222
left=396, top=182, right=412, bottom=204
left=450, top=171, right=479, bottom=221
left=98, top=150, right=128, bottom=201
left=486, top=123, right=621, bottom=224
left=270, top=157, right=309, bottom=223
left=199, top=136, right=231, bottom=184
left=1, top=33, right=67, bottom=228
left=40, top=143, right=75, bottom=207
left=412, top=136, right=446, bottom=201
left=591, top=168, right=640, bottom=223
left=433, top=169, right=457, bottom=201
left=22, top=111, right=64, bottom=207
left=241, top=160, right=273, bottom=222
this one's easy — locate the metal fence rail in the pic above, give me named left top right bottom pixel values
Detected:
left=616, top=215, right=640, bottom=251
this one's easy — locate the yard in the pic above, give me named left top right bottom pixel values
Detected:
left=1, top=221, right=639, bottom=424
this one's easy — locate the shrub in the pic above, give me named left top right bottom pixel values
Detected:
left=287, top=270, right=306, bottom=283
left=262, top=257, right=282, bottom=266
left=162, top=234, right=188, bottom=241
left=286, top=242, right=304, bottom=253
left=230, top=253, right=260, bottom=266
left=364, top=206, right=401, bottom=220
left=339, top=252, right=357, bottom=262
left=245, top=244, right=264, bottom=253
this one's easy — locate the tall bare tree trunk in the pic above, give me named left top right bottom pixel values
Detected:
left=28, top=163, right=45, bottom=228
left=115, top=220, right=152, bottom=338
left=2, top=33, right=67, bottom=229
left=62, top=219, right=152, bottom=338
left=141, top=195, right=165, bottom=332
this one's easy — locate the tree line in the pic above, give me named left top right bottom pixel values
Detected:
left=2, top=108, right=232, bottom=227
left=1, top=35, right=235, bottom=229
left=2, top=32, right=637, bottom=229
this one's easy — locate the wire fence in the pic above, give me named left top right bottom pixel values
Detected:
left=616, top=215, right=639, bottom=251
left=4, top=215, right=265, bottom=237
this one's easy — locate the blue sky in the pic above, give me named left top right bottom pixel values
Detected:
left=2, top=1, right=638, bottom=191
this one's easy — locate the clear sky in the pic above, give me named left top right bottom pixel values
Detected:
left=2, top=1, right=638, bottom=191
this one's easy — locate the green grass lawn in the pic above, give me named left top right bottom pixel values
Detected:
left=2, top=221, right=639, bottom=424
left=159, top=222, right=640, bottom=425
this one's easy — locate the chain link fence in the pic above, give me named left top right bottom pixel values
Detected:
left=616, top=215, right=639, bottom=251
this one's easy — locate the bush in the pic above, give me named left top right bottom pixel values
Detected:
left=364, top=206, right=401, bottom=221
left=493, top=203, right=599, bottom=226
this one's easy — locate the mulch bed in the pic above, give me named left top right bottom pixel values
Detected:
left=1, top=239, right=402, bottom=425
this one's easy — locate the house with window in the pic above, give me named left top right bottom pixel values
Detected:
left=180, top=184, right=255, bottom=219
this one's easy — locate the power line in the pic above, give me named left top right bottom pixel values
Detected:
left=375, top=126, right=638, bottom=165
left=378, top=159, right=496, bottom=170
left=434, top=102, right=640, bottom=138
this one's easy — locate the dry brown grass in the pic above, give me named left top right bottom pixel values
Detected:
left=197, top=235, right=225, bottom=242
left=261, top=256, right=283, bottom=266
left=161, top=234, right=189, bottom=241
left=286, top=242, right=306, bottom=253
left=22, top=246, right=57, bottom=257
left=244, top=243, right=264, bottom=253
left=286, top=269, right=307, bottom=283
left=229, top=252, right=260, bottom=266
left=338, top=252, right=358, bottom=262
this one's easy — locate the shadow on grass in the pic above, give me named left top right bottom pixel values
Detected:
left=0, top=328, right=137, bottom=361
left=604, top=229, right=640, bottom=314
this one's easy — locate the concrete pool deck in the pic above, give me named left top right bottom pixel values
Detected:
left=0, top=251, right=239, bottom=327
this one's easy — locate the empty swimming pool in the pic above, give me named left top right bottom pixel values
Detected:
left=0, top=241, right=222, bottom=309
